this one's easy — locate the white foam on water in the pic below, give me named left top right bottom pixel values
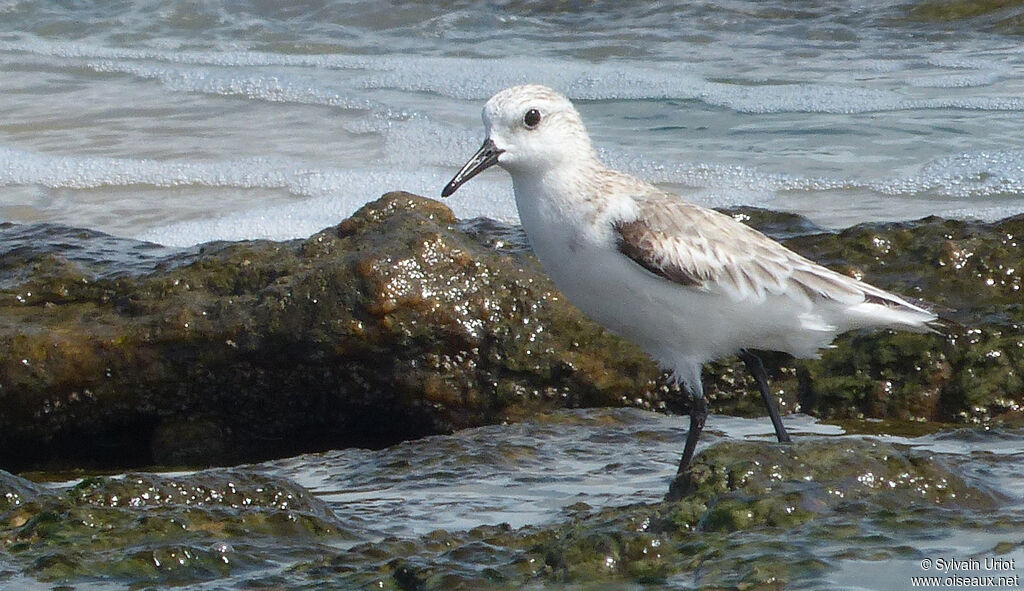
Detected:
left=0, top=38, right=383, bottom=70
left=7, top=35, right=1024, bottom=115
left=0, top=147, right=518, bottom=246
left=86, top=60, right=379, bottom=112
left=906, top=70, right=1004, bottom=89
left=135, top=167, right=516, bottom=247
left=5, top=137, right=1024, bottom=246
left=353, top=54, right=1024, bottom=114
left=915, top=150, right=1024, bottom=196
left=0, top=146, right=324, bottom=194
left=4, top=33, right=1024, bottom=244
left=611, top=147, right=1024, bottom=211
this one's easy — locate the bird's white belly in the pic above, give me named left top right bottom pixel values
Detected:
left=527, top=223, right=835, bottom=370
left=538, top=241, right=725, bottom=358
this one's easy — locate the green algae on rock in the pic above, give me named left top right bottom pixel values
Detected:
left=0, top=469, right=344, bottom=587
left=0, top=470, right=42, bottom=515
left=783, top=215, right=1024, bottom=424
left=1, top=410, right=1019, bottom=590
left=908, top=0, right=1024, bottom=32
left=0, top=192, right=668, bottom=471
left=704, top=214, right=1024, bottom=428
left=0, top=192, right=1021, bottom=470
left=279, top=437, right=1011, bottom=590
left=666, top=437, right=997, bottom=505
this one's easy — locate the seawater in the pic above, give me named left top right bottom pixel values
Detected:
left=22, top=409, right=1024, bottom=590
left=2, top=1, right=1024, bottom=247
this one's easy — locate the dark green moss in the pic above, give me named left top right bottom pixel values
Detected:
left=0, top=193, right=670, bottom=470
left=0, top=195, right=1021, bottom=471
left=909, top=0, right=1024, bottom=23
left=0, top=471, right=42, bottom=515
left=266, top=437, right=1012, bottom=590
left=1, top=469, right=345, bottom=586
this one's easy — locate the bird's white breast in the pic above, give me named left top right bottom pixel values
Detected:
left=511, top=174, right=843, bottom=372
left=514, top=177, right=710, bottom=364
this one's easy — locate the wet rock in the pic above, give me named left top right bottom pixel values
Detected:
left=66, top=468, right=336, bottom=514
left=698, top=214, right=1024, bottom=428
left=908, top=0, right=1024, bottom=33
left=665, top=436, right=997, bottom=504
left=0, top=192, right=1021, bottom=470
left=0, top=192, right=667, bottom=470
left=0, top=412, right=1018, bottom=589
left=779, top=215, right=1024, bottom=424
left=281, top=437, right=1012, bottom=590
left=0, top=469, right=344, bottom=586
left=0, top=471, right=42, bottom=515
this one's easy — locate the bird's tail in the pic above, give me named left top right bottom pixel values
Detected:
left=845, top=289, right=942, bottom=334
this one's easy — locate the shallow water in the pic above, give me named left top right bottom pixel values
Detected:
left=266, top=410, right=847, bottom=543
left=3, top=1, right=1024, bottom=247
left=243, top=412, right=1024, bottom=590
left=10, top=408, right=1024, bottom=590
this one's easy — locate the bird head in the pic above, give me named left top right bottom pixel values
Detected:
left=442, top=84, right=595, bottom=197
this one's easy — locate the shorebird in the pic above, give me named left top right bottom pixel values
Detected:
left=441, top=84, right=937, bottom=471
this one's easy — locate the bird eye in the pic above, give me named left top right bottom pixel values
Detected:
left=523, top=108, right=541, bottom=129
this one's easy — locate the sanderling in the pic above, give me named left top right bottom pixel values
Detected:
left=441, top=84, right=938, bottom=472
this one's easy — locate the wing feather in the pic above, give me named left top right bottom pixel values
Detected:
left=612, top=194, right=929, bottom=316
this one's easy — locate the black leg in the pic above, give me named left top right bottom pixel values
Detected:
left=738, top=349, right=792, bottom=443
left=677, top=393, right=709, bottom=473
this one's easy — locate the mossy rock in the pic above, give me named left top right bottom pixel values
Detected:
left=0, top=468, right=345, bottom=586
left=279, top=437, right=1011, bottom=590
left=0, top=193, right=670, bottom=471
left=908, top=0, right=1024, bottom=34
left=0, top=193, right=1021, bottom=470
left=0, top=470, right=42, bottom=515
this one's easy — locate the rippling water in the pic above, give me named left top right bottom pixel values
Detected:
left=3, top=1, right=1024, bottom=247
left=15, top=409, right=1024, bottom=590
left=221, top=412, right=1024, bottom=589
left=266, top=410, right=844, bottom=542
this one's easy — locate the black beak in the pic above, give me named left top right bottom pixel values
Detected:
left=441, top=138, right=504, bottom=197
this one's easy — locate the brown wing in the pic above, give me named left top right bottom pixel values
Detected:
left=613, top=194, right=913, bottom=307
left=614, top=218, right=704, bottom=287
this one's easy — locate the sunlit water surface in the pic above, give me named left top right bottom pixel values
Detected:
left=3, top=1, right=1024, bottom=247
